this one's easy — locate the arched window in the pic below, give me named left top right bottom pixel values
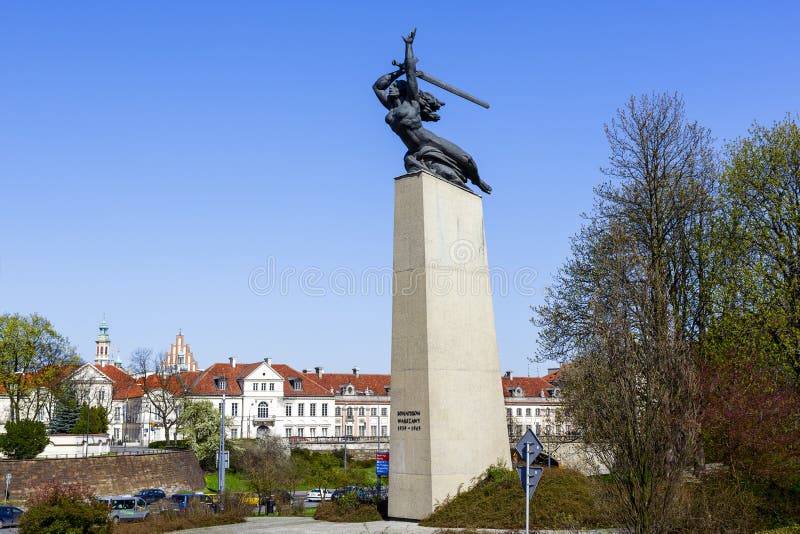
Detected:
left=258, top=402, right=268, bottom=419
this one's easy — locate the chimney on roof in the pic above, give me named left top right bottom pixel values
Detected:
left=547, top=367, right=560, bottom=375
left=265, top=357, right=272, bottom=366
left=315, top=366, right=324, bottom=378
left=229, top=356, right=237, bottom=368
left=505, top=370, right=513, bottom=381
left=352, top=366, right=360, bottom=378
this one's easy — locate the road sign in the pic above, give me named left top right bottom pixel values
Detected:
left=514, top=428, right=543, bottom=461
left=376, top=451, right=389, bottom=475
left=516, top=465, right=544, bottom=498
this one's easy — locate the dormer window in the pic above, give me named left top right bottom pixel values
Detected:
left=215, top=377, right=227, bottom=391
left=346, top=385, right=354, bottom=395
left=514, top=386, right=523, bottom=397
left=292, top=378, right=302, bottom=391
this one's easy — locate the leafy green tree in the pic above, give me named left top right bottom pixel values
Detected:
left=72, top=405, right=108, bottom=434
left=701, top=115, right=800, bottom=490
left=0, top=419, right=50, bottom=459
left=178, top=399, right=238, bottom=469
left=0, top=314, right=79, bottom=423
left=241, top=436, right=293, bottom=514
left=710, top=115, right=800, bottom=380
left=535, top=93, right=715, bottom=533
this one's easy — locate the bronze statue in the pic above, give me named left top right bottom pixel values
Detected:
left=373, top=29, right=492, bottom=194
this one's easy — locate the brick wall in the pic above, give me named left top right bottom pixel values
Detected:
left=0, top=450, right=206, bottom=501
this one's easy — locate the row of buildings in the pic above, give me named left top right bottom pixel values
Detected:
left=4, top=322, right=567, bottom=449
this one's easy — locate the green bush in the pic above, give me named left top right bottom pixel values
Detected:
left=0, top=419, right=49, bottom=459
left=19, top=482, right=111, bottom=534
left=72, top=405, right=108, bottom=434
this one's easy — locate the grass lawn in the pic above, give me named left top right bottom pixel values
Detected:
left=204, top=471, right=252, bottom=493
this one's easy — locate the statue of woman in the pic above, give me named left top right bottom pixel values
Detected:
left=373, top=29, right=492, bottom=194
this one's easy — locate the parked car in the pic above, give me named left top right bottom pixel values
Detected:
left=357, top=485, right=388, bottom=503
left=305, top=488, right=333, bottom=502
left=101, top=496, right=149, bottom=523
left=170, top=493, right=216, bottom=512
left=0, top=505, right=23, bottom=527
left=330, top=485, right=359, bottom=501
left=134, top=488, right=166, bottom=504
left=260, top=489, right=293, bottom=505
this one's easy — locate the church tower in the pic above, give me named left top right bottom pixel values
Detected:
left=161, top=330, right=198, bottom=373
left=94, top=320, right=111, bottom=367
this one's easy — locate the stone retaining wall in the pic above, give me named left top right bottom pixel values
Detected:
left=0, top=450, right=206, bottom=501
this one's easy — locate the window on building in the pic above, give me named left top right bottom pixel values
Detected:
left=298, top=403, right=305, bottom=417
left=335, top=426, right=341, bottom=436
left=269, top=382, right=275, bottom=391
left=515, top=424, right=523, bottom=436
left=322, top=403, right=328, bottom=416
left=381, top=407, right=387, bottom=416
left=293, top=379, right=302, bottom=391
left=546, top=408, right=551, bottom=417
left=285, top=404, right=292, bottom=417
left=297, top=427, right=304, bottom=437
left=516, top=408, right=522, bottom=416
left=215, top=377, right=227, bottom=391
left=252, top=383, right=258, bottom=391
left=506, top=408, right=512, bottom=417
left=258, top=402, right=268, bottom=419
left=346, top=407, right=353, bottom=418
left=525, top=408, right=531, bottom=416
left=346, top=425, right=353, bottom=436
left=231, top=402, right=239, bottom=417
left=535, top=408, right=541, bottom=416
left=358, top=424, right=366, bottom=436
left=113, top=428, right=120, bottom=441
left=114, top=407, right=121, bottom=422
left=536, top=423, right=541, bottom=434
left=335, top=406, right=341, bottom=417
left=358, top=407, right=365, bottom=417
left=310, top=427, right=316, bottom=437
left=261, top=382, right=267, bottom=391
left=321, top=427, right=328, bottom=436
left=370, top=425, right=377, bottom=436
left=231, top=428, right=238, bottom=439
left=99, top=390, right=105, bottom=403
left=286, top=428, right=292, bottom=438
left=381, top=425, right=387, bottom=436
left=310, top=403, right=316, bottom=416
left=545, top=424, right=551, bottom=435
left=370, top=407, right=377, bottom=416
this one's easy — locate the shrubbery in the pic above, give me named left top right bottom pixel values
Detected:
left=19, top=482, right=110, bottom=534
left=0, top=419, right=49, bottom=459
left=147, top=439, right=190, bottom=449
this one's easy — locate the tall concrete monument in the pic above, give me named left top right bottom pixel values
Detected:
left=377, top=29, right=510, bottom=520
left=388, top=171, right=511, bottom=519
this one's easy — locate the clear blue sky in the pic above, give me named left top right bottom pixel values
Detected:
left=1, top=1, right=798, bottom=375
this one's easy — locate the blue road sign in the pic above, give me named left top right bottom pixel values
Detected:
left=376, top=451, right=389, bottom=475
left=514, top=428, right=543, bottom=461
left=516, top=465, right=544, bottom=498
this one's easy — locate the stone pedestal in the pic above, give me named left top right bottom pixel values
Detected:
left=388, top=171, right=511, bottom=520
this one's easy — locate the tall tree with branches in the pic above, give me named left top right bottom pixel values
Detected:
left=0, top=314, right=79, bottom=423
left=535, top=93, right=715, bottom=533
left=130, top=347, right=190, bottom=447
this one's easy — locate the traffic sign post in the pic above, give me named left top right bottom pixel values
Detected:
left=514, top=429, right=544, bottom=534
left=376, top=451, right=389, bottom=497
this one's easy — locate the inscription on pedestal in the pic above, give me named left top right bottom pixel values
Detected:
left=396, top=409, right=423, bottom=432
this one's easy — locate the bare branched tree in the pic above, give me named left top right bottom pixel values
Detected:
left=130, top=347, right=190, bottom=447
left=535, top=93, right=714, bottom=533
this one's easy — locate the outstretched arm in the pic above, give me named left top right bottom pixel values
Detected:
left=373, top=68, right=404, bottom=109
left=402, top=28, right=419, bottom=100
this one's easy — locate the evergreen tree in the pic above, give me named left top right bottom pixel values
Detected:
left=48, top=398, right=80, bottom=434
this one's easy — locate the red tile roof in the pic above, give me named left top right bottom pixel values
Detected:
left=271, top=364, right=334, bottom=397
left=500, top=376, right=555, bottom=398
left=94, top=364, right=144, bottom=399
left=312, top=372, right=391, bottom=396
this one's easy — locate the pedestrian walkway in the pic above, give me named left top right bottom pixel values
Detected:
left=171, top=516, right=617, bottom=533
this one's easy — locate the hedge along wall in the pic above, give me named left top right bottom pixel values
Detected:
left=0, top=450, right=206, bottom=501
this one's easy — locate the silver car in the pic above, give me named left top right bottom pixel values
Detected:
left=104, top=496, right=150, bottom=523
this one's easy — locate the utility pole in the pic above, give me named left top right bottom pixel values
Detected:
left=218, top=394, right=226, bottom=495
